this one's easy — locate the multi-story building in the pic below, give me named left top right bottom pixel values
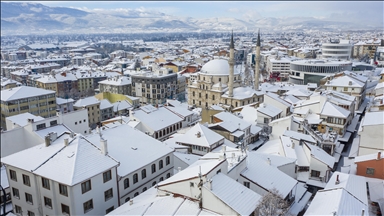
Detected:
left=353, top=39, right=381, bottom=59
left=1, top=86, right=56, bottom=130
left=99, top=99, right=114, bottom=121
left=99, top=76, right=132, bottom=96
left=289, top=59, right=352, bottom=85
left=321, top=40, right=352, bottom=60
left=35, top=75, right=58, bottom=93
left=266, top=56, right=295, bottom=81
left=56, top=98, right=75, bottom=114
left=130, top=67, right=178, bottom=105
left=1, top=78, right=21, bottom=90
left=30, top=63, right=61, bottom=74
left=72, top=56, right=85, bottom=66
left=73, top=97, right=101, bottom=129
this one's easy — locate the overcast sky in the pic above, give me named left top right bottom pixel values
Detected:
left=32, top=1, right=383, bottom=23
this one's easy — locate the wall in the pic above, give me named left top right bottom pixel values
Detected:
left=356, top=158, right=384, bottom=180
left=277, top=163, right=297, bottom=180
left=58, top=109, right=89, bottom=135
left=358, top=124, right=384, bottom=156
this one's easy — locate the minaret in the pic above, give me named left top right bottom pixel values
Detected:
left=228, top=30, right=235, bottom=97
left=254, top=29, right=261, bottom=90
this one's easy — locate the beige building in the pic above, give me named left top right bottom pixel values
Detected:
left=73, top=97, right=101, bottom=128
left=1, top=86, right=56, bottom=130
left=99, top=76, right=132, bottom=95
left=187, top=34, right=263, bottom=111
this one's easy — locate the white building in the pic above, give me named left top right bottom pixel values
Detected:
left=321, top=40, right=353, bottom=60
left=358, top=111, right=384, bottom=156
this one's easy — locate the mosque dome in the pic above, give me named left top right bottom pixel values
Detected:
left=200, top=59, right=230, bottom=75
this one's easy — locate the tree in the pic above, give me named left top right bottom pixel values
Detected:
left=256, top=188, right=291, bottom=216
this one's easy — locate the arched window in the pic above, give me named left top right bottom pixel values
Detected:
left=124, top=178, right=129, bottom=189
left=142, top=187, right=147, bottom=192
left=151, top=164, right=156, bottom=174
left=141, top=169, right=146, bottom=179
left=166, top=156, right=170, bottom=165
left=152, top=181, right=157, bottom=186
left=125, top=197, right=130, bottom=202
left=159, top=160, right=163, bottom=169
left=159, top=177, right=164, bottom=182
left=134, top=192, right=139, bottom=197
left=166, top=173, right=171, bottom=179
left=133, top=173, right=138, bottom=184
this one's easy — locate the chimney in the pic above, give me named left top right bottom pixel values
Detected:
left=178, top=167, right=181, bottom=173
left=64, top=138, right=69, bottom=146
left=49, top=132, right=57, bottom=142
left=129, top=199, right=133, bottom=205
left=361, top=209, right=365, bottom=216
left=196, top=131, right=201, bottom=138
left=96, top=125, right=100, bottom=134
left=70, top=132, right=74, bottom=138
left=100, top=138, right=108, bottom=155
left=267, top=158, right=271, bottom=165
left=348, top=81, right=352, bottom=86
left=335, top=174, right=340, bottom=184
left=44, top=135, right=51, bottom=147
left=208, top=179, right=213, bottom=190
left=222, top=145, right=226, bottom=153
left=377, top=152, right=382, bottom=160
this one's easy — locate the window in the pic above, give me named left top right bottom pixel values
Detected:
left=22, top=174, right=30, bottom=186
left=12, top=187, right=19, bottom=198
left=42, top=177, right=50, bottom=190
left=216, top=169, right=221, bottom=174
left=25, top=193, right=33, bottom=204
left=159, top=177, right=164, bottom=182
left=59, top=184, right=68, bottom=196
left=366, top=168, right=375, bottom=175
left=311, top=170, right=321, bottom=177
left=190, top=182, right=194, bottom=187
left=36, top=123, right=46, bottom=130
left=124, top=178, right=129, bottom=189
left=133, top=173, right=138, bottom=184
left=44, top=197, right=52, bottom=209
left=166, top=173, right=171, bottom=179
left=332, top=87, right=337, bottom=90
left=134, top=192, right=139, bottom=197
left=152, top=181, right=157, bottom=186
left=83, top=199, right=93, bottom=213
left=151, top=164, right=156, bottom=174
left=50, top=120, right=57, bottom=126
left=27, top=211, right=35, bottom=216
left=106, top=206, right=114, bottom=214
left=141, top=169, right=146, bottom=179
left=264, top=118, right=269, bottom=124
left=81, top=180, right=92, bottom=194
left=166, top=156, right=170, bottom=165
left=343, top=87, right=348, bottom=91
left=62, top=204, right=70, bottom=215
left=103, top=170, right=112, bottom=183
left=104, top=188, right=113, bottom=201
left=243, top=182, right=250, bottom=188
left=142, top=187, right=147, bottom=192
left=159, top=160, right=163, bottom=169
left=125, top=197, right=130, bottom=203
left=15, top=205, right=22, bottom=215
left=10, top=170, right=17, bottom=181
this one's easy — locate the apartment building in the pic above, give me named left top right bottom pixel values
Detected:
left=99, top=76, right=132, bottom=96
left=1, top=86, right=56, bottom=130
left=74, top=97, right=101, bottom=129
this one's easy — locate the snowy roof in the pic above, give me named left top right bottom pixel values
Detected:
left=320, top=101, right=350, bottom=118
left=222, top=86, right=264, bottom=99
left=100, top=99, right=113, bottom=110
left=6, top=113, right=44, bottom=127
left=361, top=111, right=384, bottom=126
left=112, top=100, right=132, bottom=112
left=240, top=106, right=258, bottom=124
left=74, top=96, right=100, bottom=107
left=56, top=97, right=74, bottom=105
left=133, top=107, right=183, bottom=131
left=36, top=75, right=57, bottom=84
left=2, top=133, right=119, bottom=186
left=99, top=76, right=131, bottom=86
left=165, top=106, right=194, bottom=118
left=175, top=123, right=224, bottom=147
left=354, top=151, right=384, bottom=163
left=199, top=59, right=240, bottom=76
left=265, top=92, right=291, bottom=107
left=213, top=112, right=251, bottom=132
left=1, top=86, right=55, bottom=101
left=207, top=173, right=262, bottom=216
left=257, top=103, right=282, bottom=117
left=283, top=130, right=316, bottom=143
left=305, top=143, right=335, bottom=168
left=86, top=124, right=173, bottom=177
left=242, top=152, right=297, bottom=198
left=324, top=75, right=365, bottom=88
left=173, top=152, right=201, bottom=166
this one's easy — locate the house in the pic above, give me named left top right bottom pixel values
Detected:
left=358, top=111, right=384, bottom=156
left=257, top=103, right=282, bottom=125
left=74, top=96, right=101, bottom=129
left=355, top=151, right=384, bottom=180
left=130, top=105, right=183, bottom=141
left=56, top=98, right=75, bottom=114
left=100, top=99, right=114, bottom=121
left=263, top=92, right=292, bottom=117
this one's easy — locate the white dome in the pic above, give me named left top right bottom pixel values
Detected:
left=200, top=59, right=230, bottom=75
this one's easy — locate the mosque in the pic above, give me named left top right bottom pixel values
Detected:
left=187, top=31, right=264, bottom=111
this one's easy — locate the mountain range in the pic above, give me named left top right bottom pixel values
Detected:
left=1, top=2, right=381, bottom=36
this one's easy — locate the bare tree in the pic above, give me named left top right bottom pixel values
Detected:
left=256, top=188, right=291, bottom=216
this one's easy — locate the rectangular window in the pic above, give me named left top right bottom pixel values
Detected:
left=61, top=204, right=70, bottom=215
left=104, top=188, right=113, bottom=201
left=106, top=206, right=114, bottom=214
left=103, top=170, right=112, bottom=183
left=12, top=187, right=19, bottom=198
left=27, top=211, right=35, bottom=216
left=44, top=197, right=52, bottom=209
left=36, top=123, right=46, bottom=130
left=42, top=177, right=50, bottom=190
left=59, top=184, right=68, bottom=196
left=50, top=120, right=58, bottom=126
left=10, top=170, right=17, bottom=181
left=25, top=193, right=33, bottom=204
left=243, top=182, right=250, bottom=188
left=22, top=174, right=30, bottom=186
left=366, top=168, right=375, bottom=175
left=83, top=199, right=93, bottom=214
left=81, top=180, right=92, bottom=194
left=15, top=205, right=22, bottom=215
left=311, top=170, right=321, bottom=177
